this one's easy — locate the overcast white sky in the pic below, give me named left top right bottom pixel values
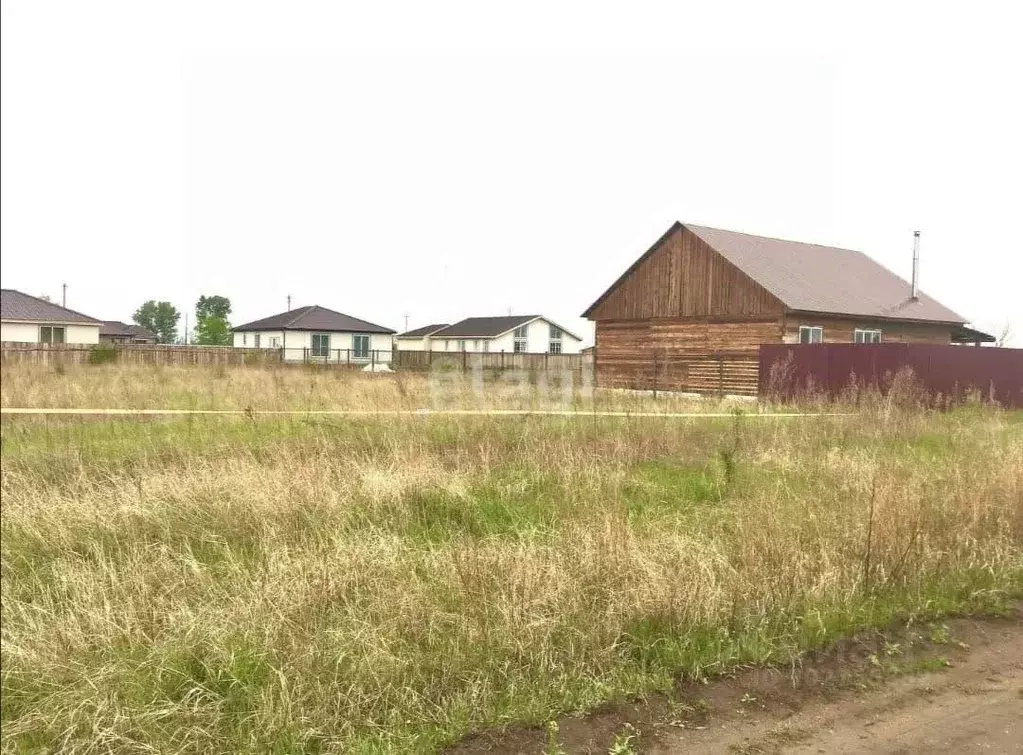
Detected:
left=2, top=1, right=1021, bottom=344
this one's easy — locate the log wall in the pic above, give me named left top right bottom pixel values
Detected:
left=781, top=314, right=954, bottom=344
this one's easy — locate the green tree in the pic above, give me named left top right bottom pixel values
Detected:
left=196, top=295, right=231, bottom=322
left=195, top=295, right=232, bottom=346
left=133, top=300, right=181, bottom=344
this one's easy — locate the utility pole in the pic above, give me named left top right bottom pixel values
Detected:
left=287, top=294, right=292, bottom=311
left=62, top=283, right=67, bottom=307
left=403, top=312, right=410, bottom=331
left=184, top=313, right=189, bottom=345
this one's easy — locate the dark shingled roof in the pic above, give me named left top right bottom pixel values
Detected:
left=432, top=315, right=540, bottom=338
left=397, top=323, right=450, bottom=338
left=233, top=305, right=395, bottom=334
left=0, top=289, right=101, bottom=324
left=584, top=222, right=967, bottom=324
left=100, top=321, right=156, bottom=339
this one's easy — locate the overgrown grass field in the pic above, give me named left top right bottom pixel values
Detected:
left=2, top=364, right=1022, bottom=753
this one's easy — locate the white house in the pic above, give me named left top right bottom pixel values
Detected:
left=0, top=289, right=101, bottom=344
left=232, top=305, right=395, bottom=363
left=423, top=315, right=583, bottom=354
left=394, top=323, right=450, bottom=351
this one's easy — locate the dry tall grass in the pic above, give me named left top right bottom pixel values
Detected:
left=1, top=365, right=1021, bottom=753
left=0, top=362, right=754, bottom=413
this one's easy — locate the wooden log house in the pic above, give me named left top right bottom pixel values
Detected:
left=583, top=222, right=971, bottom=395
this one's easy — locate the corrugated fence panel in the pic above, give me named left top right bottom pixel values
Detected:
left=759, top=343, right=1023, bottom=407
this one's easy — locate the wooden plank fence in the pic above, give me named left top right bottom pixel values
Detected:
left=0, top=342, right=282, bottom=366
left=0, top=343, right=596, bottom=378
left=594, top=348, right=760, bottom=396
left=391, top=349, right=593, bottom=375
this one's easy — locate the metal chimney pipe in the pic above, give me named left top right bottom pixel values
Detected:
left=911, top=231, right=920, bottom=300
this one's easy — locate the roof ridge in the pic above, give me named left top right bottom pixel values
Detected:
left=683, top=221, right=864, bottom=254
left=283, top=305, right=315, bottom=328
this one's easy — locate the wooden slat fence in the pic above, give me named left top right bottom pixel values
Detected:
left=0, top=343, right=597, bottom=380
left=0, top=342, right=282, bottom=366
left=392, top=349, right=592, bottom=375
left=595, top=348, right=760, bottom=396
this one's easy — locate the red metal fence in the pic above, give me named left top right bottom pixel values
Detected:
left=759, top=343, right=1023, bottom=408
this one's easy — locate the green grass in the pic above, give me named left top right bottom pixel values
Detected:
left=2, top=400, right=1022, bottom=753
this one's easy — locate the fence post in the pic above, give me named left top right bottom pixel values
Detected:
left=347, top=349, right=351, bottom=367
left=718, top=354, right=724, bottom=398
left=372, top=349, right=376, bottom=371
left=304, top=347, right=308, bottom=364
left=462, top=348, right=467, bottom=371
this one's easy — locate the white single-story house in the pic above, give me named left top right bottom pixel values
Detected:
left=394, top=323, right=450, bottom=351
left=1, top=289, right=101, bottom=344
left=232, top=305, right=395, bottom=363
left=423, top=315, right=584, bottom=354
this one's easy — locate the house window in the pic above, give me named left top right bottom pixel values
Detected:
left=253, top=333, right=261, bottom=348
left=311, top=332, right=331, bottom=357
left=549, top=324, right=562, bottom=354
left=352, top=334, right=370, bottom=359
left=242, top=333, right=247, bottom=346
left=472, top=340, right=478, bottom=351
left=39, top=326, right=66, bottom=344
left=513, top=325, right=528, bottom=353
left=457, top=339, right=466, bottom=351
left=269, top=336, right=280, bottom=348
left=444, top=340, right=450, bottom=351
left=798, top=326, right=823, bottom=344
left=854, top=329, right=882, bottom=344
left=482, top=341, right=489, bottom=353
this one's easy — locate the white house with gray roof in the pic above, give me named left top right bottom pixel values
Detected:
left=0, top=289, right=101, bottom=344
left=401, top=315, right=583, bottom=354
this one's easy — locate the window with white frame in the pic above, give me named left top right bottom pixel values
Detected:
left=352, top=334, right=370, bottom=359
left=457, top=339, right=466, bottom=351
left=482, top=340, right=490, bottom=353
left=311, top=332, right=330, bottom=357
left=854, top=328, right=882, bottom=343
left=548, top=324, right=562, bottom=354
left=513, top=325, right=528, bottom=353
left=253, top=333, right=261, bottom=348
left=798, top=326, right=823, bottom=344
left=39, top=326, right=66, bottom=344
left=242, top=333, right=247, bottom=346
left=269, top=336, right=280, bottom=348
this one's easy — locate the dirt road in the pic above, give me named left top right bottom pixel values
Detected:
left=650, top=612, right=1022, bottom=754
left=452, top=606, right=1023, bottom=754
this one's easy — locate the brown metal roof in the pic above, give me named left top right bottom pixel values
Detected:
left=397, top=323, right=450, bottom=338
left=583, top=223, right=966, bottom=324
left=233, top=305, right=395, bottom=334
left=686, top=224, right=965, bottom=323
left=0, top=289, right=101, bottom=324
